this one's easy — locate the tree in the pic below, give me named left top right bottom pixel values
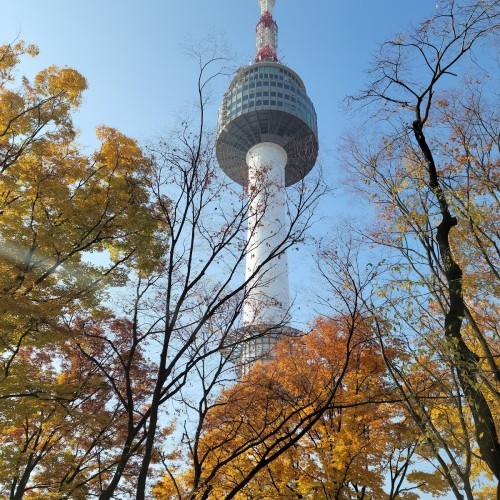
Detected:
left=0, top=41, right=166, bottom=498
left=0, top=40, right=166, bottom=381
left=151, top=241, right=426, bottom=499
left=0, top=315, right=157, bottom=499
left=151, top=325, right=427, bottom=499
left=343, top=0, right=500, bottom=496
left=1, top=41, right=324, bottom=498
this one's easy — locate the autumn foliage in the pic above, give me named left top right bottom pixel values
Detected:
left=342, top=0, right=500, bottom=496
left=0, top=41, right=166, bottom=498
left=153, top=318, right=421, bottom=499
left=1, top=1, right=499, bottom=497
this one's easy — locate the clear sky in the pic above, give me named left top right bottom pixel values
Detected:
left=1, top=0, right=438, bottom=323
left=1, top=0, right=436, bottom=148
left=1, top=6, right=485, bottom=496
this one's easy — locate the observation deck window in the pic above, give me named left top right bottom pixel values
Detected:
left=219, top=64, right=318, bottom=139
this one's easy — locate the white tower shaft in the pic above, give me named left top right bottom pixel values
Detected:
left=243, top=142, right=290, bottom=327
left=215, top=0, right=318, bottom=375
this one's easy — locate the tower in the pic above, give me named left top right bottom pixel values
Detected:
left=216, top=0, right=318, bottom=373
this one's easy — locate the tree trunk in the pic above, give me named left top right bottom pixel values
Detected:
left=412, top=119, right=500, bottom=482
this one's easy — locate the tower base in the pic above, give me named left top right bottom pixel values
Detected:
left=230, top=324, right=302, bottom=378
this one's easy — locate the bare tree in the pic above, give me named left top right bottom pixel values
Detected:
left=0, top=41, right=324, bottom=498
left=87, top=50, right=325, bottom=499
left=149, top=237, right=416, bottom=499
left=344, top=0, right=500, bottom=495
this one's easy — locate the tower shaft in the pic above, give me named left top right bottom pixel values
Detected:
left=244, top=143, right=290, bottom=327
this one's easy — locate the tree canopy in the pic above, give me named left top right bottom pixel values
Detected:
left=0, top=0, right=498, bottom=498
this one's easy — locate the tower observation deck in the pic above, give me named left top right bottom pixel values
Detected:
left=216, top=0, right=318, bottom=374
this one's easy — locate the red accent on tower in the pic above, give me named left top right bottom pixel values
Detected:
left=256, top=45, right=278, bottom=62
left=257, top=11, right=276, bottom=29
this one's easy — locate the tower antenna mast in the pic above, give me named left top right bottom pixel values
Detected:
left=256, top=0, right=278, bottom=62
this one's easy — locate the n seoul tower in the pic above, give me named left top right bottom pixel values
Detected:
left=216, top=0, right=318, bottom=372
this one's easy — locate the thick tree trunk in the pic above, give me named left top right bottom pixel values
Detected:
left=99, top=442, right=134, bottom=500
left=135, top=382, right=162, bottom=499
left=412, top=119, right=500, bottom=482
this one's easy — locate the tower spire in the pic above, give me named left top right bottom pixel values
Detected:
left=256, top=0, right=278, bottom=62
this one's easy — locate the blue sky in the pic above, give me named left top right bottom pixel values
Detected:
left=1, top=0, right=438, bottom=324
left=1, top=1, right=436, bottom=148
left=0, top=5, right=487, bottom=496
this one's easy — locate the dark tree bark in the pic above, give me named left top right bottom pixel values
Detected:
left=347, top=0, right=500, bottom=492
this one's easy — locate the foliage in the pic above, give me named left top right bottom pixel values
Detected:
left=152, top=316, right=427, bottom=499
left=0, top=41, right=167, bottom=498
left=0, top=38, right=322, bottom=498
left=3, top=1, right=498, bottom=496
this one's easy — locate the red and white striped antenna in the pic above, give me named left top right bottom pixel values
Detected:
left=256, top=0, right=278, bottom=62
